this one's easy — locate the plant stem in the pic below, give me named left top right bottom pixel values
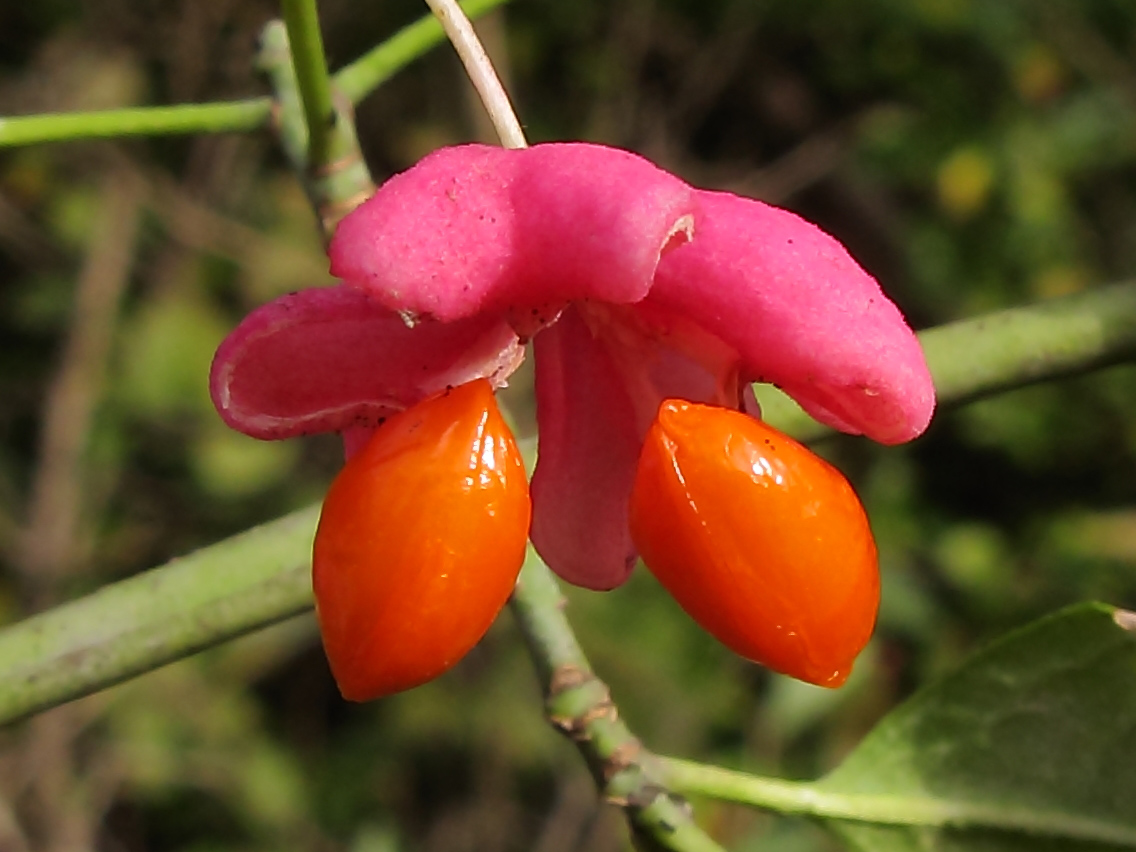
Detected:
left=0, top=101, right=272, bottom=147
left=423, top=0, right=526, bottom=149
left=922, top=279, right=1136, bottom=402
left=0, top=507, right=318, bottom=726
left=509, top=555, right=727, bottom=852
left=281, top=0, right=335, bottom=168
left=655, top=756, right=1136, bottom=845
left=258, top=20, right=374, bottom=236
left=0, top=0, right=510, bottom=149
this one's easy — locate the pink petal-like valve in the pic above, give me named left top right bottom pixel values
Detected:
left=651, top=190, right=935, bottom=444
left=209, top=286, right=522, bottom=440
left=329, top=143, right=697, bottom=328
left=530, top=307, right=643, bottom=590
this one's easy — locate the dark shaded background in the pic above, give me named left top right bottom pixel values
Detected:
left=2, top=1, right=1136, bottom=850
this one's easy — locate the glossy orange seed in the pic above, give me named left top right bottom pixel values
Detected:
left=312, top=378, right=531, bottom=701
left=629, top=399, right=879, bottom=687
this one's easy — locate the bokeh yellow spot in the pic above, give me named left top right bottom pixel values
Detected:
left=1032, top=265, right=1089, bottom=299
left=937, top=147, right=996, bottom=219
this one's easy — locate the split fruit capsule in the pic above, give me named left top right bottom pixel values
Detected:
left=629, top=399, right=879, bottom=687
left=312, top=379, right=531, bottom=701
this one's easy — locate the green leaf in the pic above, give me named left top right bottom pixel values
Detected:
left=819, top=603, right=1136, bottom=851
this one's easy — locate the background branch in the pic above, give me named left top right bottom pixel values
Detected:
left=0, top=101, right=272, bottom=148
left=17, top=170, right=144, bottom=598
left=0, top=0, right=511, bottom=149
left=0, top=507, right=317, bottom=726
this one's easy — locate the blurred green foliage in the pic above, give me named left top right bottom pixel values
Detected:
left=2, top=0, right=1136, bottom=850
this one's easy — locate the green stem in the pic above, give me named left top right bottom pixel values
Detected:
left=656, top=757, right=1136, bottom=846
left=425, top=0, right=525, bottom=148
left=258, top=20, right=374, bottom=237
left=762, top=279, right=1136, bottom=441
left=509, top=554, right=727, bottom=852
left=922, top=278, right=1136, bottom=403
left=281, top=0, right=335, bottom=168
left=0, top=0, right=510, bottom=149
left=0, top=100, right=271, bottom=147
left=0, top=506, right=318, bottom=726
